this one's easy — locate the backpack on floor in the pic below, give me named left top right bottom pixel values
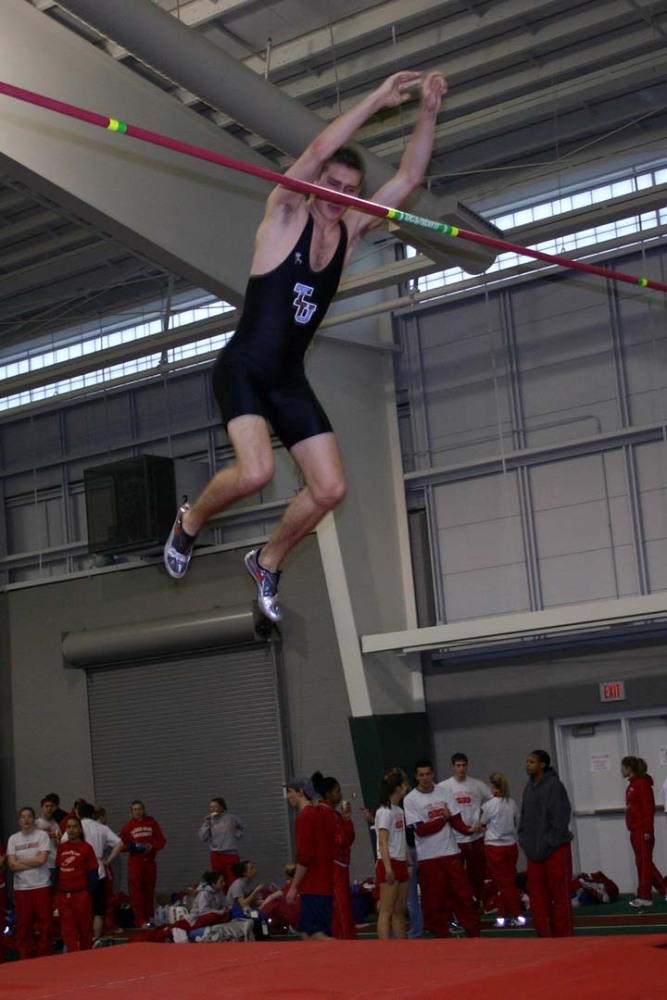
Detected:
left=195, top=918, right=254, bottom=943
left=571, top=871, right=618, bottom=904
left=587, top=870, right=619, bottom=903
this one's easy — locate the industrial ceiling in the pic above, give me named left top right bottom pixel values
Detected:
left=1, top=0, right=666, bottom=364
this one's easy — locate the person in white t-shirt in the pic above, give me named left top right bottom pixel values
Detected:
left=480, top=772, right=525, bottom=927
left=403, top=759, right=480, bottom=938
left=6, top=807, right=54, bottom=959
left=440, top=752, right=492, bottom=905
left=375, top=767, right=411, bottom=939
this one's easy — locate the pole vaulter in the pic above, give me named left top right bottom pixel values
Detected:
left=1, top=80, right=666, bottom=296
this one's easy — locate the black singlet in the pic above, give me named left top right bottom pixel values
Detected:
left=223, top=213, right=347, bottom=374
left=212, top=214, right=348, bottom=449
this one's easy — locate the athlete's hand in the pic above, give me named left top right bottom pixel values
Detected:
left=421, top=72, right=447, bottom=113
left=386, top=868, right=396, bottom=886
left=376, top=71, right=422, bottom=109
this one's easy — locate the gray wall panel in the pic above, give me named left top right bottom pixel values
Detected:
left=433, top=472, right=530, bottom=620
left=443, top=563, right=531, bottom=621
left=401, top=244, right=667, bottom=625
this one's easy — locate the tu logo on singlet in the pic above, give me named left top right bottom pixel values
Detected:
left=292, top=283, right=317, bottom=325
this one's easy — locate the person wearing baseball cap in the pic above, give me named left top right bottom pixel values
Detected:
left=284, top=774, right=336, bottom=939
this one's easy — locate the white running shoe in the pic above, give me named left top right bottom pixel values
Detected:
left=164, top=502, right=195, bottom=579
left=629, top=897, right=653, bottom=908
left=244, top=548, right=282, bottom=623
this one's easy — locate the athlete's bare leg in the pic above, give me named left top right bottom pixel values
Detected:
left=257, top=431, right=346, bottom=573
left=165, top=425, right=345, bottom=622
left=180, top=414, right=275, bottom=537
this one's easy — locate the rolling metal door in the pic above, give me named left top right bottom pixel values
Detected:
left=86, top=645, right=291, bottom=895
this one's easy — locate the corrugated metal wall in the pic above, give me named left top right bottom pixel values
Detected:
left=86, top=644, right=291, bottom=894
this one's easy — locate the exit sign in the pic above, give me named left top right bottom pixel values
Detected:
left=600, top=681, right=626, bottom=702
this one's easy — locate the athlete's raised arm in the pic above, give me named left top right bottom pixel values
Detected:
left=345, top=71, right=447, bottom=249
left=264, top=71, right=424, bottom=218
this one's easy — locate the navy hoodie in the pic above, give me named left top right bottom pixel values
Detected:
left=518, top=768, right=573, bottom=862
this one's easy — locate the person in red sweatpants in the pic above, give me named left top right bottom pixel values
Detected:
left=6, top=807, right=54, bottom=959
left=311, top=772, right=357, bottom=939
left=518, top=750, right=573, bottom=937
left=403, top=759, right=481, bottom=939
left=622, top=755, right=667, bottom=907
left=55, top=816, right=99, bottom=952
left=120, top=800, right=167, bottom=927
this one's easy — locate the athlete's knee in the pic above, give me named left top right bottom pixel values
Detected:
left=312, top=474, right=346, bottom=511
left=236, top=459, right=274, bottom=496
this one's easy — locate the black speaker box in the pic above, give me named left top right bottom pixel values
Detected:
left=84, top=455, right=176, bottom=555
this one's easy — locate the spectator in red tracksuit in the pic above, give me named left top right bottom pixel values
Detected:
left=54, top=816, right=99, bottom=952
left=6, top=807, right=54, bottom=959
left=120, top=800, right=167, bottom=927
left=285, top=774, right=336, bottom=940
left=518, top=750, right=574, bottom=937
left=622, top=755, right=667, bottom=908
left=312, top=771, right=357, bottom=939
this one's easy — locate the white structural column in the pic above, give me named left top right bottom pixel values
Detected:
left=309, top=312, right=426, bottom=718
left=316, top=512, right=373, bottom=718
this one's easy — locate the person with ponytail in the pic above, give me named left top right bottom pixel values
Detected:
left=622, top=756, right=667, bottom=907
left=518, top=750, right=573, bottom=937
left=480, top=773, right=524, bottom=927
left=375, top=768, right=411, bottom=939
left=311, top=772, right=357, bottom=939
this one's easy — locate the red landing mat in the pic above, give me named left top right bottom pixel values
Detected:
left=1, top=936, right=666, bottom=999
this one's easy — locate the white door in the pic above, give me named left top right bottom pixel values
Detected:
left=629, top=715, right=667, bottom=879
left=557, top=718, right=633, bottom=890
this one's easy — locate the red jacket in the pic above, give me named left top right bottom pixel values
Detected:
left=319, top=801, right=355, bottom=865
left=295, top=803, right=336, bottom=895
left=120, top=816, right=167, bottom=858
left=625, top=775, right=655, bottom=833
